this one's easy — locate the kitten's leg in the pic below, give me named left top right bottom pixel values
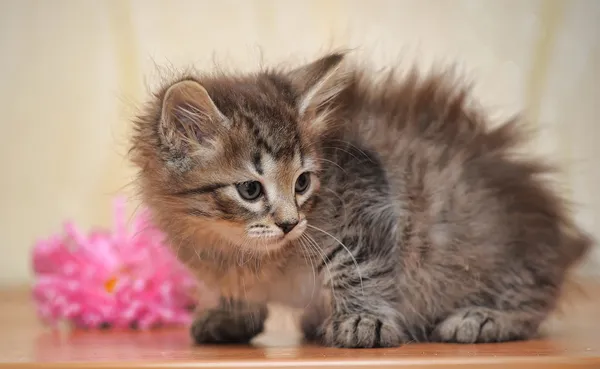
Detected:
left=191, top=298, right=268, bottom=344
left=300, top=294, right=330, bottom=343
left=430, top=306, right=544, bottom=343
left=430, top=279, right=557, bottom=343
left=309, top=220, right=407, bottom=348
left=302, top=287, right=406, bottom=348
left=306, top=149, right=407, bottom=348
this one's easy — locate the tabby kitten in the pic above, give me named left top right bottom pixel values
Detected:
left=130, top=52, right=591, bottom=348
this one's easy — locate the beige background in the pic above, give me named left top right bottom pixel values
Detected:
left=0, top=0, right=598, bottom=286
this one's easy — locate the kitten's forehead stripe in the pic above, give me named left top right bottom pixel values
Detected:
left=252, top=152, right=263, bottom=175
left=209, top=74, right=304, bottom=162
left=243, top=113, right=276, bottom=156
left=296, top=142, right=305, bottom=167
left=175, top=183, right=229, bottom=196
left=238, top=105, right=301, bottom=161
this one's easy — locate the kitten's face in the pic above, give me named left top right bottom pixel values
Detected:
left=198, top=142, right=321, bottom=252
left=177, top=106, right=323, bottom=252
left=134, top=54, right=346, bottom=255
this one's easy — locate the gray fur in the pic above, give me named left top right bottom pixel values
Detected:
left=130, top=52, right=592, bottom=348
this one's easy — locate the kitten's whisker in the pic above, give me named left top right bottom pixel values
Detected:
left=238, top=236, right=261, bottom=272
left=169, top=233, right=194, bottom=267
left=315, top=158, right=347, bottom=174
left=322, top=187, right=348, bottom=224
left=303, top=233, right=339, bottom=309
left=322, top=146, right=362, bottom=164
left=234, top=238, right=244, bottom=267
left=297, top=236, right=317, bottom=309
left=239, top=242, right=250, bottom=267
left=191, top=245, right=203, bottom=266
left=245, top=241, right=257, bottom=268
left=236, top=236, right=251, bottom=268
left=307, top=224, right=364, bottom=297
left=329, top=139, right=374, bottom=163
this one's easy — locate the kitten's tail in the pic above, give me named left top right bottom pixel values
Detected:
left=561, top=222, right=594, bottom=269
left=551, top=224, right=596, bottom=318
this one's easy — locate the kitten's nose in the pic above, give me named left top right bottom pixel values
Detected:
left=276, top=220, right=299, bottom=234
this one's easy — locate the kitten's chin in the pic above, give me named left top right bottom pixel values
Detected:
left=257, top=239, right=291, bottom=252
left=245, top=233, right=302, bottom=253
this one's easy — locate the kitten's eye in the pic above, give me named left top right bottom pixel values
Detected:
left=236, top=181, right=263, bottom=201
left=295, top=172, right=311, bottom=194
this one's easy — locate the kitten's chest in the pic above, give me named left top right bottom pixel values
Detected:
left=266, top=259, right=322, bottom=309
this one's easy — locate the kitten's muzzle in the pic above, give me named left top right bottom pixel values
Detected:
left=276, top=220, right=299, bottom=234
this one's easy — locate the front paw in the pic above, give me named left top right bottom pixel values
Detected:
left=191, top=307, right=267, bottom=345
left=320, top=313, right=405, bottom=348
left=430, top=307, right=535, bottom=343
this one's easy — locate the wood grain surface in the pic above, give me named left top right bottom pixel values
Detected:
left=1, top=284, right=599, bottom=369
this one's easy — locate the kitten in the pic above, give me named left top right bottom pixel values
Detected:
left=129, top=52, right=592, bottom=348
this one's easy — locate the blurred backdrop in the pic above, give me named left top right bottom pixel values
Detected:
left=0, top=0, right=598, bottom=286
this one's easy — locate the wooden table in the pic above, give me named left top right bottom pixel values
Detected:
left=1, top=286, right=599, bottom=368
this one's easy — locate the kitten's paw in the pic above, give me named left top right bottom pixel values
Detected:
left=191, top=307, right=266, bottom=345
left=431, top=307, right=531, bottom=343
left=320, top=314, right=405, bottom=348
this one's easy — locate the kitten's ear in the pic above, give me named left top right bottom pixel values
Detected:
left=159, top=80, right=228, bottom=154
left=288, top=52, right=349, bottom=117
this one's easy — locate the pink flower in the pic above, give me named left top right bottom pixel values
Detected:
left=32, top=197, right=198, bottom=330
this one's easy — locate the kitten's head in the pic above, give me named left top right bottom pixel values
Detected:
left=131, top=53, right=349, bottom=255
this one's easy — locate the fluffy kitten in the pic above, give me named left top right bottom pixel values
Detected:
left=129, top=52, right=592, bottom=348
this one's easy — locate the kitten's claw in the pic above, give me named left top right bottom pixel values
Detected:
left=320, top=313, right=405, bottom=348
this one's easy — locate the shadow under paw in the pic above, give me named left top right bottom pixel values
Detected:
left=191, top=308, right=266, bottom=345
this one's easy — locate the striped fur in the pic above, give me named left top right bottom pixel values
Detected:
left=130, top=52, right=592, bottom=348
